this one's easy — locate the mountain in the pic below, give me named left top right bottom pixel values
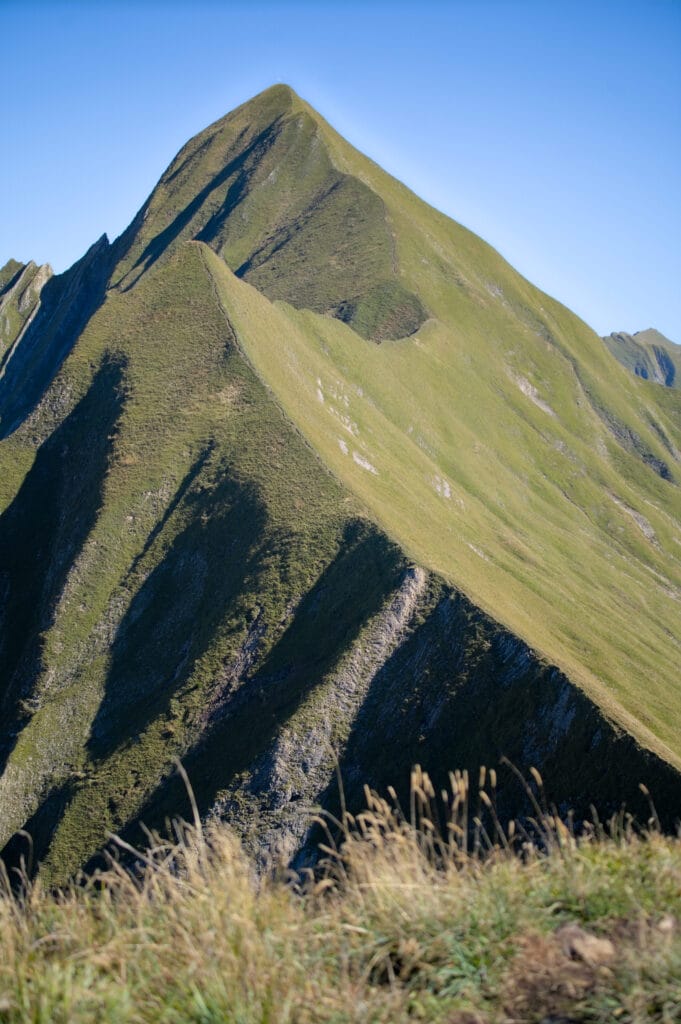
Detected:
left=604, top=328, right=680, bottom=388
left=1, top=85, right=680, bottom=882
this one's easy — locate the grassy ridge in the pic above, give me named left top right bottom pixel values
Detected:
left=3, top=86, right=678, bottom=771
left=205, top=249, right=681, bottom=764
left=1, top=772, right=679, bottom=1023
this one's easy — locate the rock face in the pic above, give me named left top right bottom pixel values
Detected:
left=1, top=260, right=54, bottom=379
left=1, top=86, right=680, bottom=883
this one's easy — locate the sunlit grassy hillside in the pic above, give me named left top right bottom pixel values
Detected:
left=8, top=86, right=679, bottom=766
left=205, top=228, right=681, bottom=765
left=196, top=87, right=681, bottom=762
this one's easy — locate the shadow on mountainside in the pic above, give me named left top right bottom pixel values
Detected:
left=0, top=354, right=128, bottom=776
left=1, top=777, right=76, bottom=887
left=114, top=523, right=404, bottom=843
left=307, top=589, right=681, bottom=856
left=87, top=463, right=270, bottom=762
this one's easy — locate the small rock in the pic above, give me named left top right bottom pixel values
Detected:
left=658, top=914, right=676, bottom=937
left=556, top=923, right=615, bottom=966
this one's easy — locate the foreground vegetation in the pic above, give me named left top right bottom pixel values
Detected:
left=2, top=768, right=679, bottom=1023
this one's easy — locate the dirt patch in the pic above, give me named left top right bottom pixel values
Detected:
left=502, top=916, right=677, bottom=1021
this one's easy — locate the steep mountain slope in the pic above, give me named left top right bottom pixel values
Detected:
left=604, top=328, right=680, bottom=388
left=1, top=85, right=680, bottom=881
left=111, top=86, right=425, bottom=341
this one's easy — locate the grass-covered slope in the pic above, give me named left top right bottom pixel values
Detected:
left=0, top=241, right=418, bottom=879
left=111, top=83, right=681, bottom=766
left=206, top=252, right=681, bottom=764
left=0, top=85, right=680, bottom=880
left=604, top=328, right=680, bottom=388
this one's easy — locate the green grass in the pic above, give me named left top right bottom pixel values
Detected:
left=1, top=771, right=680, bottom=1023
left=0, top=242, right=408, bottom=881
left=112, top=85, right=424, bottom=341
left=160, top=86, right=680, bottom=767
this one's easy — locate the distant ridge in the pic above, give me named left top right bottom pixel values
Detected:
left=603, top=328, right=679, bottom=388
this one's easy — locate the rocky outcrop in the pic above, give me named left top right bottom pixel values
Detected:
left=0, top=260, right=53, bottom=361
left=207, top=567, right=428, bottom=863
left=114, top=569, right=681, bottom=875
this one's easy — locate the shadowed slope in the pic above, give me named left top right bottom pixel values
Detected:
left=113, top=523, right=405, bottom=843
left=0, top=355, right=127, bottom=772
left=315, top=584, right=681, bottom=839
left=87, top=467, right=269, bottom=762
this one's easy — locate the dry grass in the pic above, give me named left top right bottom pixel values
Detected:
left=1, top=768, right=680, bottom=1023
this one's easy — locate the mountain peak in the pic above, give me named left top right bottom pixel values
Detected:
left=251, top=81, right=300, bottom=105
left=634, top=327, right=678, bottom=349
left=225, top=82, right=300, bottom=125
left=111, top=84, right=426, bottom=341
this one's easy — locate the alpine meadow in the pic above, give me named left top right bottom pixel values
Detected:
left=0, top=82, right=680, bottom=1023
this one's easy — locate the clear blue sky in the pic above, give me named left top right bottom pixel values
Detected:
left=2, top=0, right=680, bottom=340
